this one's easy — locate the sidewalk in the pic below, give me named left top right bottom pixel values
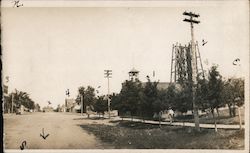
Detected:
left=112, top=116, right=244, bottom=130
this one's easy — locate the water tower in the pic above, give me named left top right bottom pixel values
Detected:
left=128, top=67, right=139, bottom=80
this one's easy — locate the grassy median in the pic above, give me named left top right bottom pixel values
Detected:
left=80, top=120, right=244, bottom=149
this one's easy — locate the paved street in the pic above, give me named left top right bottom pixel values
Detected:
left=4, top=112, right=113, bottom=149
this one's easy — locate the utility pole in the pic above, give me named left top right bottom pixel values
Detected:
left=104, top=70, right=112, bottom=119
left=11, top=93, right=14, bottom=114
left=81, top=94, right=83, bottom=116
left=183, top=11, right=200, bottom=131
left=65, top=89, right=69, bottom=113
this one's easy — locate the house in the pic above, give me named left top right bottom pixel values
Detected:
left=141, top=82, right=181, bottom=91
left=65, top=98, right=81, bottom=113
left=43, top=106, right=54, bottom=112
left=60, top=104, right=66, bottom=112
left=65, top=98, right=75, bottom=112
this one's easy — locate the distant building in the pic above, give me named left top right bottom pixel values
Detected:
left=141, top=82, right=170, bottom=90
left=59, top=104, right=66, bottom=112
left=129, top=67, right=139, bottom=80
left=73, top=104, right=81, bottom=113
left=65, top=98, right=75, bottom=112
left=127, top=68, right=180, bottom=91
left=34, top=104, right=41, bottom=112
left=16, top=105, right=29, bottom=115
left=65, top=98, right=81, bottom=113
left=43, top=106, right=54, bottom=112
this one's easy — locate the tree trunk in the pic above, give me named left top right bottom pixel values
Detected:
left=159, top=112, right=161, bottom=128
left=216, top=107, right=220, bottom=117
left=238, top=106, right=242, bottom=129
left=232, top=104, right=236, bottom=117
left=228, top=104, right=232, bottom=117
left=212, top=108, right=217, bottom=132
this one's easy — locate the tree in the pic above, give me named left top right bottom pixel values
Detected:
left=84, top=86, right=96, bottom=110
left=77, top=86, right=96, bottom=113
left=141, top=77, right=159, bottom=118
left=164, top=84, right=177, bottom=110
left=231, top=78, right=244, bottom=107
left=7, top=89, right=35, bottom=112
left=119, top=79, right=143, bottom=119
left=222, top=78, right=244, bottom=117
left=196, top=77, right=209, bottom=112
left=93, top=96, right=108, bottom=118
left=207, top=65, right=224, bottom=117
left=76, top=86, right=84, bottom=107
left=35, top=103, right=41, bottom=112
left=110, top=93, right=121, bottom=112
left=56, top=104, right=61, bottom=112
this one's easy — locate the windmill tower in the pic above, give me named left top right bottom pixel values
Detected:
left=170, top=41, right=204, bottom=84
left=170, top=11, right=205, bottom=131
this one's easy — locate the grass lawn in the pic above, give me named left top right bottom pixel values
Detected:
left=80, top=120, right=244, bottom=149
left=175, top=108, right=245, bottom=125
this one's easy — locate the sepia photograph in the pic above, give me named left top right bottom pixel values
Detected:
left=1, top=0, right=249, bottom=152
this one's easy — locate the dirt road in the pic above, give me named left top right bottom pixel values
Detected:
left=4, top=112, right=113, bottom=149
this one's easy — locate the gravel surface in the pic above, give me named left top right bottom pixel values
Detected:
left=4, top=112, right=113, bottom=149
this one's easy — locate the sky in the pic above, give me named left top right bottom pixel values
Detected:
left=2, top=1, right=249, bottom=108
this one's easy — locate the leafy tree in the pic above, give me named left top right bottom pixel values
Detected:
left=76, top=86, right=85, bottom=112
left=56, top=104, right=61, bottom=112
left=76, top=86, right=96, bottom=113
left=222, top=78, right=244, bottom=117
left=141, top=77, right=159, bottom=118
left=93, top=95, right=108, bottom=117
left=196, top=77, right=209, bottom=111
left=35, top=103, right=41, bottom=112
left=231, top=78, right=244, bottom=107
left=119, top=79, right=143, bottom=118
left=207, top=65, right=224, bottom=117
left=110, top=93, right=121, bottom=112
left=84, top=86, right=96, bottom=109
left=164, top=84, right=177, bottom=110
left=6, top=89, right=35, bottom=112
left=174, top=83, right=192, bottom=113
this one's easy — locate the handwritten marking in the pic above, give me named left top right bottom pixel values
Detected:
left=20, top=140, right=26, bottom=150
left=202, top=39, right=208, bottom=46
left=12, top=0, right=23, bottom=8
left=233, top=58, right=240, bottom=66
left=40, top=128, right=50, bottom=140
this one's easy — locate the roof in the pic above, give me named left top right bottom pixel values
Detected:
left=74, top=105, right=81, bottom=110
left=129, top=67, right=139, bottom=73
left=142, top=82, right=181, bottom=91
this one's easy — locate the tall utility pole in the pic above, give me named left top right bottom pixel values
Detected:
left=11, top=93, right=14, bottom=113
left=104, top=70, right=112, bottom=119
left=183, top=11, right=200, bottom=131
left=81, top=94, right=83, bottom=116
